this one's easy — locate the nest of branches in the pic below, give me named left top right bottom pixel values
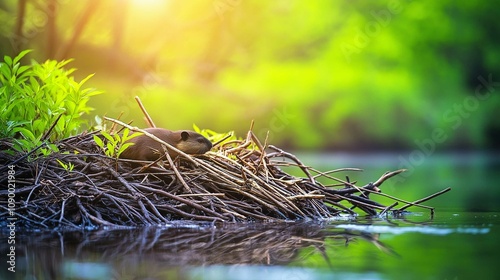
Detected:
left=0, top=119, right=450, bottom=229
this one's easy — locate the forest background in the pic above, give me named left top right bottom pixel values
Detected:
left=0, top=0, right=499, bottom=152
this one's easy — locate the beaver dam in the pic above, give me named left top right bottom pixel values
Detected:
left=0, top=119, right=451, bottom=229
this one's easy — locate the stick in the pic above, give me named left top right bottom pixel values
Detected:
left=397, top=187, right=451, bottom=211
left=135, top=96, right=156, bottom=128
left=380, top=202, right=398, bottom=216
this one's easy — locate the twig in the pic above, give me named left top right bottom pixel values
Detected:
left=380, top=202, right=398, bottom=216
left=396, top=187, right=451, bottom=212
left=135, top=96, right=155, bottom=128
left=373, top=169, right=407, bottom=188
left=41, top=114, right=63, bottom=141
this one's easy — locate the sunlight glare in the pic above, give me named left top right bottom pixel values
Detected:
left=130, top=0, right=168, bottom=8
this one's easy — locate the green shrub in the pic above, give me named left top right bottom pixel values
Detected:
left=0, top=50, right=102, bottom=154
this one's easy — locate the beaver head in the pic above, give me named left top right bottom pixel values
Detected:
left=175, top=130, right=213, bottom=155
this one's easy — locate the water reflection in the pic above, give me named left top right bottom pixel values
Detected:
left=2, top=221, right=393, bottom=279
left=1, top=212, right=498, bottom=279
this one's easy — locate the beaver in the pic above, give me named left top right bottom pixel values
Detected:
left=119, top=128, right=212, bottom=161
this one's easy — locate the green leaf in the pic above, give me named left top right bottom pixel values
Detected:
left=101, top=131, right=114, bottom=143
left=93, top=135, right=104, bottom=149
left=13, top=139, right=32, bottom=152
left=12, top=63, right=20, bottom=76
left=122, top=129, right=129, bottom=141
left=106, top=142, right=115, bottom=156
left=39, top=148, right=52, bottom=156
left=29, top=76, right=40, bottom=92
left=12, top=127, right=37, bottom=142
left=17, top=65, right=30, bottom=75
left=3, top=55, right=13, bottom=67
left=56, top=59, right=74, bottom=69
left=56, top=116, right=66, bottom=134
left=83, top=89, right=103, bottom=97
left=13, top=49, right=32, bottom=65
left=79, top=73, right=94, bottom=87
left=0, top=63, right=11, bottom=79
left=47, top=143, right=59, bottom=153
left=121, top=129, right=142, bottom=142
left=193, top=123, right=200, bottom=133
left=32, top=119, right=46, bottom=133
left=56, top=159, right=68, bottom=169
left=117, top=142, right=135, bottom=157
left=123, top=131, right=142, bottom=142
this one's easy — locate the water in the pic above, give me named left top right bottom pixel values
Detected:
left=1, top=153, right=499, bottom=279
left=294, top=151, right=500, bottom=212
left=1, top=212, right=499, bottom=279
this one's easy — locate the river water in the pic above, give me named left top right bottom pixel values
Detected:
left=1, top=152, right=499, bottom=279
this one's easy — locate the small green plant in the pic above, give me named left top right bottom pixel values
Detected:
left=193, top=124, right=258, bottom=156
left=0, top=50, right=102, bottom=154
left=193, top=123, right=237, bottom=145
left=56, top=159, right=75, bottom=172
left=93, top=128, right=142, bottom=158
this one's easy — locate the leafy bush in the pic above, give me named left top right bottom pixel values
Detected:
left=0, top=50, right=102, bottom=153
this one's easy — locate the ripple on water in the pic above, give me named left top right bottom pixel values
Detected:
left=334, top=224, right=490, bottom=235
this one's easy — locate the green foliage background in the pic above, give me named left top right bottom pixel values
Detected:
left=0, top=0, right=499, bottom=151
